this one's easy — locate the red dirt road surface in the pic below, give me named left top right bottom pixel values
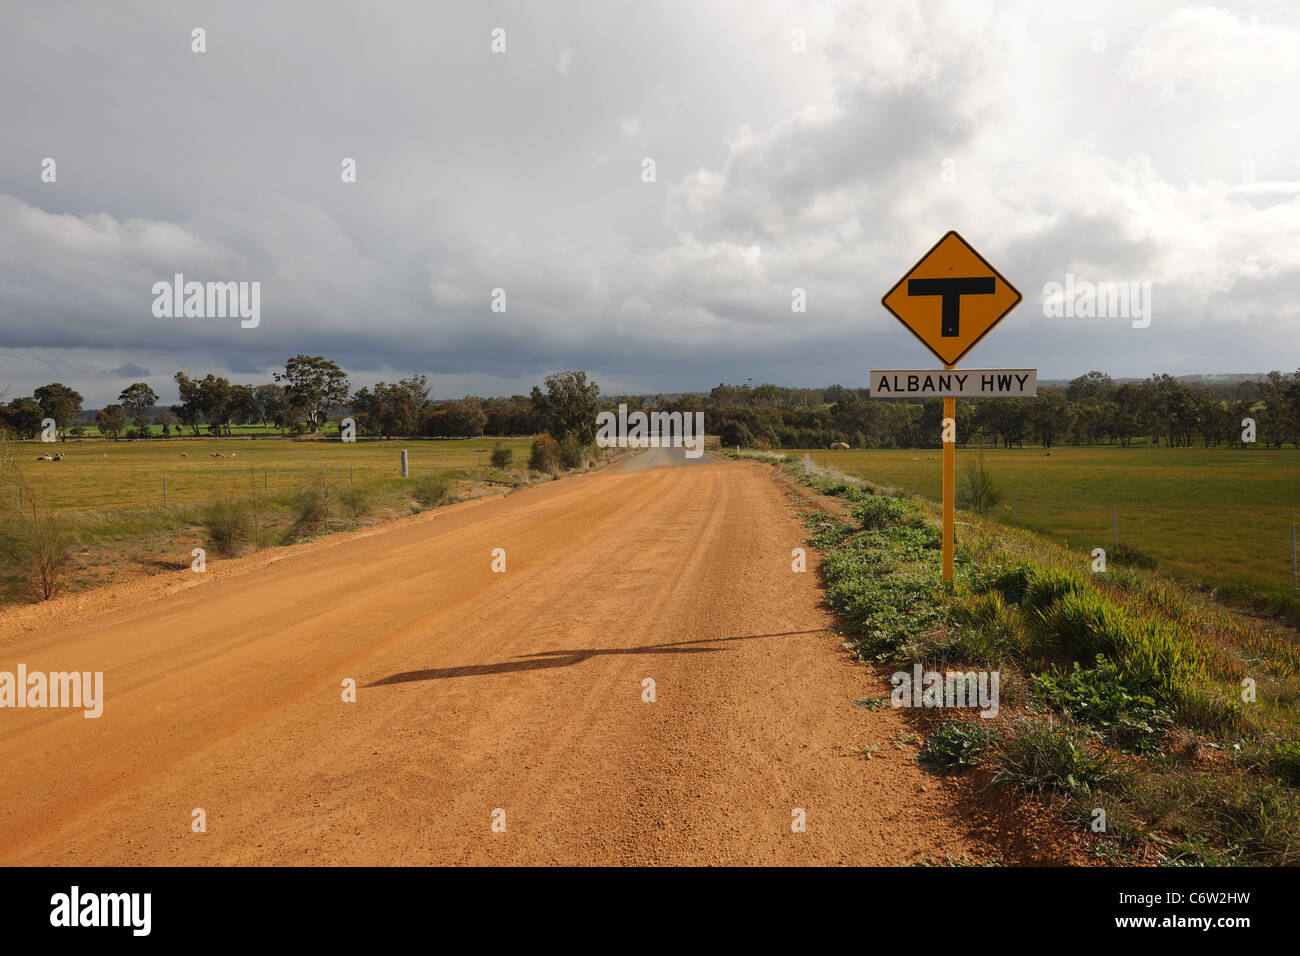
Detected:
left=0, top=454, right=1081, bottom=865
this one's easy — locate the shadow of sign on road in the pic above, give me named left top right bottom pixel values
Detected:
left=366, top=630, right=828, bottom=685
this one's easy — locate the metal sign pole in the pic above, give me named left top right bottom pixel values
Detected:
left=942, top=371, right=955, bottom=584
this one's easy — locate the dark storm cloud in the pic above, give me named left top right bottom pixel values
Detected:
left=1, top=0, right=1299, bottom=405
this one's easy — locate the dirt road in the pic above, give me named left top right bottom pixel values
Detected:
left=0, top=454, right=1077, bottom=865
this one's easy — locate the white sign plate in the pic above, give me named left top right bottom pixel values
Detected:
left=869, top=368, right=1038, bottom=398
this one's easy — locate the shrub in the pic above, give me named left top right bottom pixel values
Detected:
left=994, top=718, right=1122, bottom=794
left=285, top=482, right=330, bottom=541
left=199, top=494, right=252, bottom=558
left=335, top=484, right=372, bottom=524
left=720, top=421, right=755, bottom=448
left=956, top=455, right=1005, bottom=515
left=558, top=432, right=584, bottom=470
left=1022, top=567, right=1086, bottom=612
left=969, top=563, right=1034, bottom=605
left=919, top=720, right=999, bottom=772
left=851, top=497, right=909, bottom=530
left=942, top=591, right=1027, bottom=663
left=490, top=443, right=513, bottom=469
left=412, top=473, right=451, bottom=508
left=529, top=434, right=560, bottom=473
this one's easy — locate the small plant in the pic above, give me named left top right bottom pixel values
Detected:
left=919, top=720, right=998, bottom=772
left=956, top=455, right=1004, bottom=515
left=199, top=493, right=252, bottom=558
left=411, top=473, right=451, bottom=508
left=994, top=718, right=1121, bottom=794
left=335, top=484, right=372, bottom=524
left=852, top=696, right=886, bottom=710
left=490, top=443, right=513, bottom=469
left=1031, top=656, right=1173, bottom=752
left=285, top=477, right=330, bottom=541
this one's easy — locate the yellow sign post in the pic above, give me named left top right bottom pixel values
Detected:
left=879, top=231, right=1023, bottom=584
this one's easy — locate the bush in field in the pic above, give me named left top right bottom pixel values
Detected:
left=199, top=494, right=252, bottom=558
left=529, top=433, right=560, bottom=473
left=335, top=484, right=372, bottom=524
left=412, top=474, right=451, bottom=508
left=956, top=455, right=1004, bottom=515
left=720, top=421, right=754, bottom=449
left=285, top=481, right=330, bottom=541
left=490, top=443, right=513, bottom=469
left=558, top=432, right=585, bottom=470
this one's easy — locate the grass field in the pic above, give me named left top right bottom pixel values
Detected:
left=6, top=436, right=531, bottom=512
left=0, top=436, right=539, bottom=604
left=795, top=445, right=1300, bottom=607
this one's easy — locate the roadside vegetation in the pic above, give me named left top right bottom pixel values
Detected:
left=779, top=454, right=1300, bottom=865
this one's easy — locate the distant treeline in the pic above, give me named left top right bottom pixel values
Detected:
left=4, top=358, right=1299, bottom=450
left=690, top=371, right=1300, bottom=449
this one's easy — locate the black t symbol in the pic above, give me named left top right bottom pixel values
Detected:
left=908, top=277, right=995, bottom=336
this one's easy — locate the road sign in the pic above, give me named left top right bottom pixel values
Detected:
left=880, top=231, right=1022, bottom=368
left=869, top=368, right=1038, bottom=397
left=878, top=232, right=1025, bottom=587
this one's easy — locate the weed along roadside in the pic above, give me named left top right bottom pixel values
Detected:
left=765, top=451, right=1300, bottom=865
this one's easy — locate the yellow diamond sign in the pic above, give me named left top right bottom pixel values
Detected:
left=880, top=231, right=1022, bottom=368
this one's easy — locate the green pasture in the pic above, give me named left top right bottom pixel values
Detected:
left=5, top=437, right=531, bottom=513
left=794, top=445, right=1300, bottom=601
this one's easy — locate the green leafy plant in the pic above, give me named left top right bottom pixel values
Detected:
left=919, top=720, right=999, bottom=772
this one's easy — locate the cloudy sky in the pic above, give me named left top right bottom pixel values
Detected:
left=2, top=0, right=1298, bottom=406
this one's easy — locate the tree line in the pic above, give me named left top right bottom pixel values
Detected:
left=4, top=360, right=1299, bottom=450
left=0, top=357, right=597, bottom=445
left=701, top=370, right=1300, bottom=449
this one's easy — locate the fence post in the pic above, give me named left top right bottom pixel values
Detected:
left=163, top=476, right=166, bottom=506
left=264, top=469, right=268, bottom=490
left=1013, top=491, right=1016, bottom=521
left=401, top=449, right=409, bottom=478
left=804, top=454, right=810, bottom=476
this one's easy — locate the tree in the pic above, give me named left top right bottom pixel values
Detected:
left=118, top=382, right=158, bottom=432
left=276, top=355, right=349, bottom=433
left=252, top=383, right=291, bottom=430
left=197, top=374, right=234, bottom=435
left=1066, top=371, right=1115, bottom=404
left=529, top=371, right=601, bottom=445
left=96, top=404, right=127, bottom=439
left=172, top=372, right=204, bottom=436
left=2, top=397, right=45, bottom=438
left=1025, top=387, right=1072, bottom=448
left=33, top=383, right=84, bottom=439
